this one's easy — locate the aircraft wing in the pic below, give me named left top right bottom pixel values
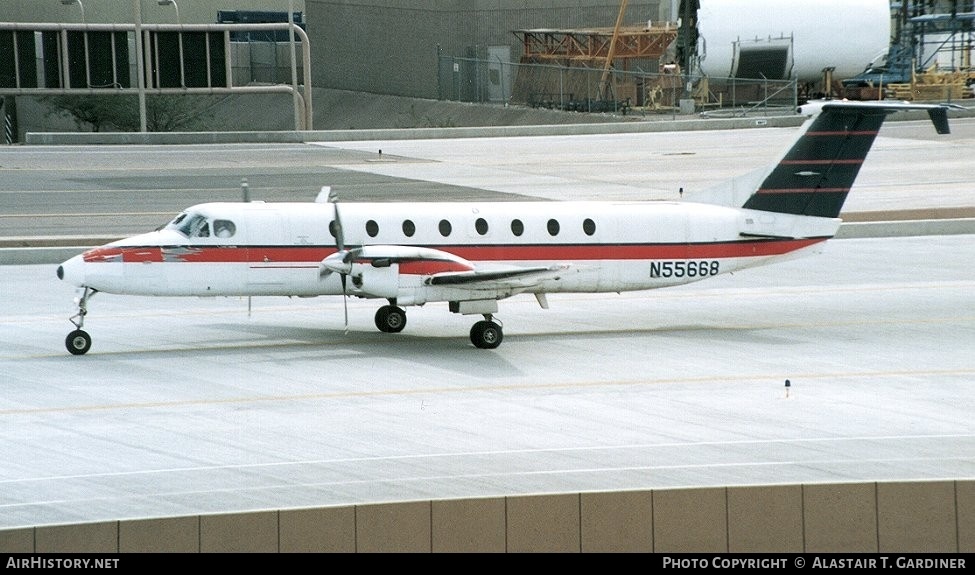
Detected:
left=323, top=244, right=570, bottom=292
left=426, top=263, right=570, bottom=289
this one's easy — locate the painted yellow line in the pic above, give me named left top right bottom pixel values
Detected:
left=2, top=367, right=974, bottom=418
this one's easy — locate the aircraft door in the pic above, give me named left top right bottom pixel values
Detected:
left=595, top=216, right=620, bottom=291
left=246, top=209, right=289, bottom=293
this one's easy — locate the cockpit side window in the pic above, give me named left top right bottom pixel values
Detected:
left=214, top=219, right=236, bottom=238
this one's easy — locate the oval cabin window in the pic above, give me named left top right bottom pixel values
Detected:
left=510, top=219, right=524, bottom=236
left=583, top=218, right=596, bottom=236
left=475, top=218, right=489, bottom=235
left=547, top=219, right=560, bottom=236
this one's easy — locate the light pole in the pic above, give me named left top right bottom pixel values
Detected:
left=60, top=0, right=90, bottom=89
left=134, top=0, right=147, bottom=131
left=60, top=0, right=85, bottom=23
left=157, top=0, right=184, bottom=88
left=288, top=0, right=301, bottom=129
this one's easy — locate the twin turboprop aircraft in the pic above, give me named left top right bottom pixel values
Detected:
left=56, top=101, right=955, bottom=354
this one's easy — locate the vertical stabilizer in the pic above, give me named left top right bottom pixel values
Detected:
left=741, top=101, right=955, bottom=219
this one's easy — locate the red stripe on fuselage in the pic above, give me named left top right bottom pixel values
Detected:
left=754, top=187, right=850, bottom=195
left=778, top=159, right=864, bottom=165
left=804, top=130, right=879, bottom=136
left=83, top=238, right=825, bottom=266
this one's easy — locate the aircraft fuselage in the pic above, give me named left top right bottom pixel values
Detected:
left=58, top=200, right=831, bottom=303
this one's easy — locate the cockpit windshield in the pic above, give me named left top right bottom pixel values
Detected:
left=175, top=212, right=209, bottom=237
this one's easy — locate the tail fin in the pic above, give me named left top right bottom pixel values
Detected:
left=742, top=101, right=956, bottom=219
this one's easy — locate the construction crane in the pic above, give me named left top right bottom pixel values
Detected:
left=599, top=0, right=629, bottom=99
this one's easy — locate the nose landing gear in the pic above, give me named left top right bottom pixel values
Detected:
left=65, top=287, right=96, bottom=355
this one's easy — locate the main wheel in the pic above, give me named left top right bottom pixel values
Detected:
left=470, top=320, right=503, bottom=349
left=375, top=305, right=407, bottom=333
left=66, top=329, right=92, bottom=355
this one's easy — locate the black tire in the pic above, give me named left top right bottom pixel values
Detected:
left=470, top=320, right=503, bottom=349
left=375, top=305, right=407, bottom=333
left=66, top=329, right=91, bottom=355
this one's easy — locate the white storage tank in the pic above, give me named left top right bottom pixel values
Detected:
left=692, top=0, right=891, bottom=83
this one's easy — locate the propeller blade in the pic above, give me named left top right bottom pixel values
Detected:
left=341, top=273, right=349, bottom=331
left=326, top=189, right=349, bottom=332
left=328, top=189, right=344, bottom=253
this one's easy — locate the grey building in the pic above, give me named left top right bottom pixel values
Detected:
left=305, top=0, right=665, bottom=100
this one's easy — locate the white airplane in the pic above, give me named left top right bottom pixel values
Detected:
left=56, top=100, right=956, bottom=354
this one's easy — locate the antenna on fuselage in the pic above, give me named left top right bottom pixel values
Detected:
left=242, top=177, right=251, bottom=314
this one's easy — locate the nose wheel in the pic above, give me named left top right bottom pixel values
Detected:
left=65, top=287, right=95, bottom=355
left=66, top=329, right=92, bottom=355
left=470, top=315, right=503, bottom=349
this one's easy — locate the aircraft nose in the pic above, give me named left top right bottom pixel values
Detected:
left=57, top=254, right=86, bottom=286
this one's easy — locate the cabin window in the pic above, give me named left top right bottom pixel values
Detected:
left=583, top=218, right=596, bottom=236
left=510, top=219, right=524, bottom=236
left=475, top=217, right=488, bottom=235
left=214, top=219, right=236, bottom=238
left=328, top=220, right=338, bottom=239
left=366, top=219, right=379, bottom=237
left=402, top=219, right=416, bottom=237
left=547, top=219, right=560, bottom=236
left=439, top=219, right=452, bottom=237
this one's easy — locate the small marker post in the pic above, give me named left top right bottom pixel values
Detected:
left=784, top=379, right=791, bottom=398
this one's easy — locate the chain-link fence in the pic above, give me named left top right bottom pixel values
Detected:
left=229, top=40, right=304, bottom=86
left=437, top=55, right=798, bottom=116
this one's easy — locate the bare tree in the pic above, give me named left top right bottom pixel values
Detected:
left=41, top=94, right=216, bottom=132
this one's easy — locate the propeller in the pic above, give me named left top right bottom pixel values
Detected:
left=319, top=188, right=351, bottom=330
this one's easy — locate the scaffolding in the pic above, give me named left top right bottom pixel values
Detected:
left=512, top=23, right=679, bottom=110
left=843, top=0, right=975, bottom=100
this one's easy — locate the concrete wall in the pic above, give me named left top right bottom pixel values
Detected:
left=306, top=0, right=663, bottom=100
left=2, top=480, right=972, bottom=552
left=0, top=1, right=307, bottom=25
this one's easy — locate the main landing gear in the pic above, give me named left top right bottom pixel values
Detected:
left=375, top=304, right=407, bottom=333
left=470, top=315, right=503, bottom=349
left=374, top=302, right=503, bottom=349
left=65, top=287, right=96, bottom=355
